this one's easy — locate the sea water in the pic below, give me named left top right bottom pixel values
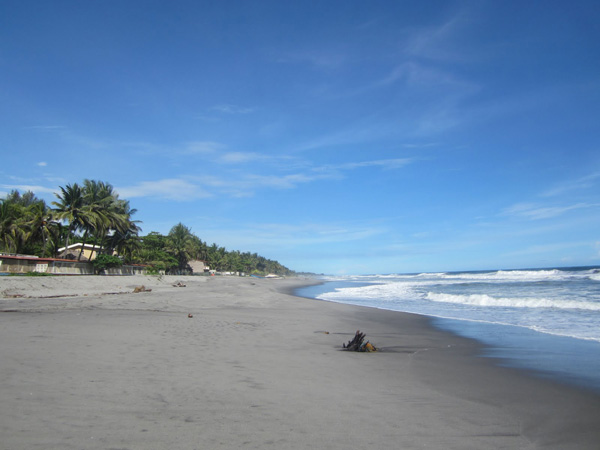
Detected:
left=297, top=267, right=600, bottom=393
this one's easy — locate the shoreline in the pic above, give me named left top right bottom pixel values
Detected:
left=1, top=275, right=600, bottom=449
left=297, top=278, right=600, bottom=395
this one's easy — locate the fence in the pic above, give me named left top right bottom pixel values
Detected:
left=0, top=255, right=147, bottom=276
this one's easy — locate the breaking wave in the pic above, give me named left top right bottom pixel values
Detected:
left=425, top=292, right=600, bottom=311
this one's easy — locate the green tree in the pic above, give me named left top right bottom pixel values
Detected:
left=0, top=196, right=21, bottom=253
left=52, top=183, right=87, bottom=255
left=133, top=232, right=177, bottom=273
left=91, top=253, right=123, bottom=274
left=0, top=190, right=55, bottom=255
left=51, top=180, right=141, bottom=261
left=166, top=223, right=195, bottom=274
left=23, top=201, right=59, bottom=256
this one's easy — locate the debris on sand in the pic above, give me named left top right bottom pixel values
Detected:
left=343, top=330, right=377, bottom=352
left=133, top=285, right=152, bottom=293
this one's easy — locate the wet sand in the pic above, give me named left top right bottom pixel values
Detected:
left=1, top=275, right=599, bottom=449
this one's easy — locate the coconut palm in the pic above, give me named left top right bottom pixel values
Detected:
left=81, top=180, right=124, bottom=260
left=105, top=200, right=142, bottom=263
left=52, top=183, right=87, bottom=256
left=166, top=223, right=195, bottom=274
left=0, top=199, right=20, bottom=253
left=24, top=202, right=59, bottom=256
left=0, top=190, right=46, bottom=254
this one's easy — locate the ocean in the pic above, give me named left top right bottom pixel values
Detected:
left=296, top=266, right=600, bottom=393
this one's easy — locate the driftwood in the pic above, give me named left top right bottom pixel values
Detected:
left=133, top=285, right=152, bottom=293
left=343, top=330, right=377, bottom=352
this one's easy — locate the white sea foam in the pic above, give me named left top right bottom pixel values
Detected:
left=425, top=292, right=600, bottom=311
left=311, top=266, right=600, bottom=343
left=320, top=282, right=414, bottom=301
left=415, top=269, right=573, bottom=283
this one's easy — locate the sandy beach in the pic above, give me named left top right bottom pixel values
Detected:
left=1, top=275, right=600, bottom=449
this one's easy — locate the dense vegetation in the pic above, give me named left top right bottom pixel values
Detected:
left=0, top=180, right=294, bottom=276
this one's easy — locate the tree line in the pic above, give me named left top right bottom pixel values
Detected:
left=0, top=180, right=294, bottom=276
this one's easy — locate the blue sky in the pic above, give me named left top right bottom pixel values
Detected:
left=1, top=1, right=599, bottom=274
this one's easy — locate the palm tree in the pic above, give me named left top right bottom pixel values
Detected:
left=52, top=183, right=87, bottom=257
left=166, top=223, right=195, bottom=274
left=81, top=180, right=125, bottom=260
left=52, top=180, right=141, bottom=261
left=24, top=202, right=59, bottom=257
left=189, top=234, right=208, bottom=261
left=0, top=199, right=20, bottom=253
left=0, top=190, right=44, bottom=254
left=105, top=200, right=142, bottom=263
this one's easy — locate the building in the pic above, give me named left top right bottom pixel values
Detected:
left=188, top=260, right=210, bottom=274
left=57, top=243, right=105, bottom=261
left=0, top=254, right=92, bottom=274
left=0, top=254, right=147, bottom=275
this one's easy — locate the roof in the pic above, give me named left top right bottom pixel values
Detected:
left=57, top=243, right=104, bottom=252
left=0, top=254, right=78, bottom=263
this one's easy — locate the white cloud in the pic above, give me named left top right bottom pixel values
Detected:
left=24, top=125, right=66, bottom=131
left=541, top=171, right=600, bottom=197
left=115, top=155, right=414, bottom=201
left=211, top=104, right=255, bottom=114
left=503, top=202, right=598, bottom=220
left=402, top=142, right=440, bottom=149
left=37, top=162, right=47, bottom=167
left=218, top=152, right=264, bottom=164
left=243, top=173, right=321, bottom=190
left=0, top=184, right=56, bottom=195
left=183, top=141, right=225, bottom=154
left=501, top=241, right=592, bottom=258
left=403, top=11, right=474, bottom=62
left=376, top=62, right=477, bottom=92
left=116, top=179, right=213, bottom=201
left=338, top=158, right=413, bottom=170
left=179, top=143, right=270, bottom=166
left=203, top=221, right=386, bottom=251
left=275, top=48, right=347, bottom=71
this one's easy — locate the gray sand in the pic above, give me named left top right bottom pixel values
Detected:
left=1, top=275, right=599, bottom=449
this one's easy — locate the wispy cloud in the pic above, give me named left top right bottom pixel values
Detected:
left=218, top=152, right=265, bottom=164
left=0, top=184, right=56, bottom=195
left=116, top=179, right=213, bottom=201
left=503, top=202, right=599, bottom=220
left=23, top=124, right=110, bottom=150
left=115, top=156, right=414, bottom=201
left=211, top=104, right=255, bottom=114
left=275, top=48, right=347, bottom=71
left=182, top=141, right=226, bottom=154
left=333, top=158, right=413, bottom=171
left=23, top=125, right=67, bottom=131
left=501, top=241, right=593, bottom=258
left=293, top=121, right=403, bottom=152
left=403, top=10, right=474, bottom=62
left=402, top=142, right=440, bottom=149
left=179, top=142, right=267, bottom=165
left=203, top=221, right=387, bottom=251
left=376, top=61, right=475, bottom=91
left=251, top=222, right=385, bottom=243
left=243, top=173, right=325, bottom=190
left=541, top=171, right=600, bottom=197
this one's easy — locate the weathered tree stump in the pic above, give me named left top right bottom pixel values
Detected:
left=343, top=330, right=377, bottom=352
